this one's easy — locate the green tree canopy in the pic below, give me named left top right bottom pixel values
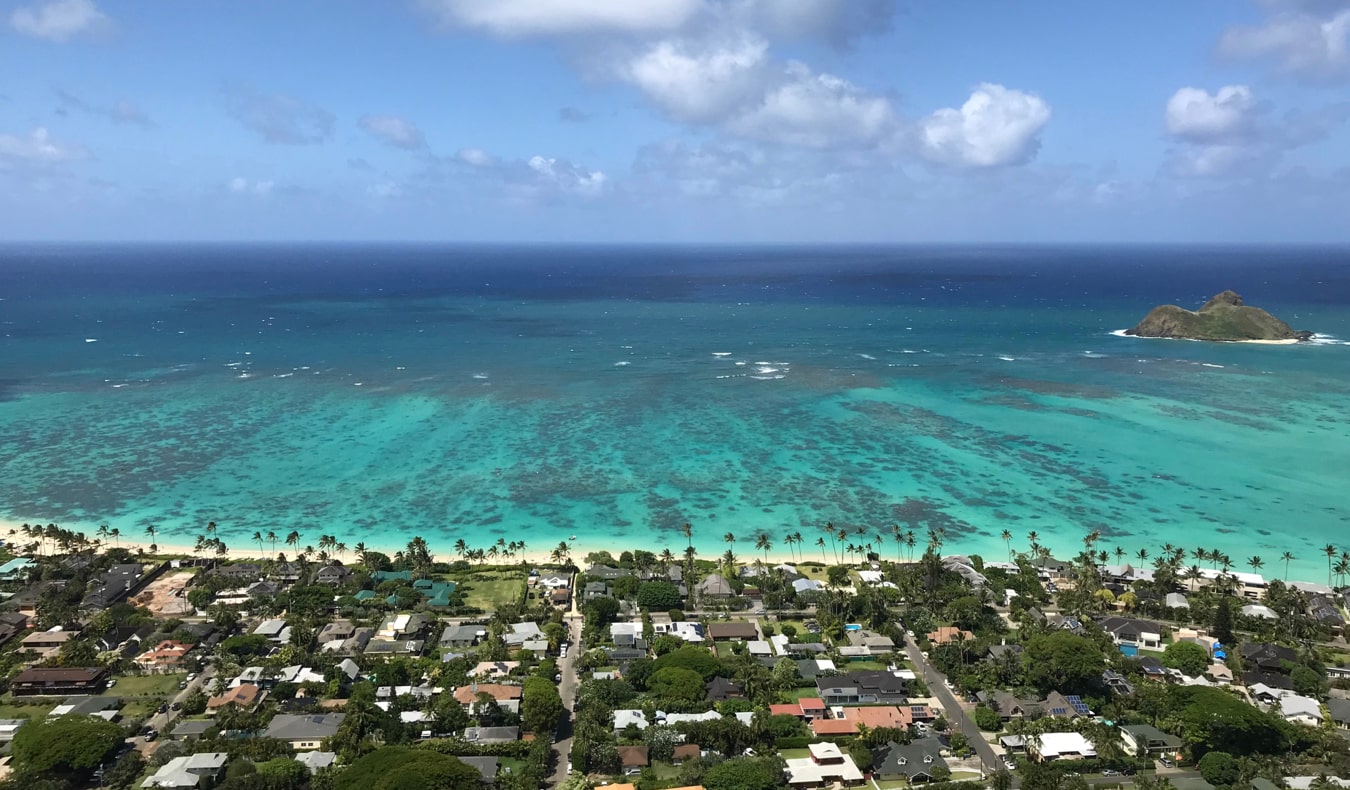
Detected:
left=1162, top=641, right=1210, bottom=677
left=1171, top=686, right=1292, bottom=758
left=334, top=747, right=481, bottom=790
left=521, top=675, right=564, bottom=735
left=10, top=715, right=125, bottom=783
left=653, top=644, right=721, bottom=681
left=637, top=581, right=682, bottom=611
left=648, top=666, right=706, bottom=704
left=1021, top=630, right=1106, bottom=695
left=1197, top=751, right=1239, bottom=786
left=701, top=757, right=785, bottom=790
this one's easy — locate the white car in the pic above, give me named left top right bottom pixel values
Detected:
left=560, top=647, right=568, bottom=658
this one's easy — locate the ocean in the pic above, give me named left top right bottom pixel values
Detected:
left=1, top=244, right=1348, bottom=579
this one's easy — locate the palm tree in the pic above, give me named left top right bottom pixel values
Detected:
left=252, top=531, right=264, bottom=555
left=816, top=537, right=827, bottom=563
left=109, top=527, right=120, bottom=547
left=206, top=521, right=217, bottom=538
left=550, top=541, right=570, bottom=566
left=1335, top=556, right=1350, bottom=588
left=335, top=542, right=348, bottom=560
left=1114, top=546, right=1125, bottom=563
left=97, top=524, right=109, bottom=544
left=354, top=541, right=368, bottom=565
left=1135, top=548, right=1148, bottom=564
left=1026, top=531, right=1039, bottom=555
left=681, top=522, right=693, bottom=551
left=145, top=524, right=158, bottom=548
left=1281, top=551, right=1295, bottom=580
left=755, top=532, right=772, bottom=563
left=1247, top=555, right=1264, bottom=574
left=905, top=531, right=916, bottom=562
left=265, top=530, right=278, bottom=555
left=285, top=530, right=300, bottom=551
left=1000, top=530, right=1013, bottom=561
left=1324, top=544, right=1338, bottom=586
left=824, top=522, right=839, bottom=564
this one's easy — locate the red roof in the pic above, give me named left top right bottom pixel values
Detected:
left=769, top=703, right=803, bottom=717
left=799, top=697, right=826, bottom=710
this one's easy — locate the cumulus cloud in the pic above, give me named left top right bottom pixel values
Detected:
left=728, top=63, right=896, bottom=148
left=55, top=89, right=152, bottom=128
left=1165, top=85, right=1260, bottom=142
left=419, top=0, right=702, bottom=36
left=917, top=83, right=1052, bottom=167
left=1220, top=6, right=1350, bottom=81
left=0, top=127, right=87, bottom=162
left=455, top=148, right=496, bottom=167
left=10, top=0, right=106, bottom=42
left=226, top=87, right=334, bottom=145
left=358, top=114, right=426, bottom=150
left=526, top=155, right=608, bottom=196
left=621, top=34, right=772, bottom=124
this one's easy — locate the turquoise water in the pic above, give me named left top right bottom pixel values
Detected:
left=1, top=245, right=1348, bottom=579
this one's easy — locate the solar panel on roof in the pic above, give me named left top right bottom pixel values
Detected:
left=1065, top=695, right=1091, bottom=714
left=1051, top=707, right=1068, bottom=716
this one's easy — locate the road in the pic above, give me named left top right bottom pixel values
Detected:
left=126, top=667, right=216, bottom=757
left=549, top=574, right=583, bottom=787
left=904, top=638, right=999, bottom=775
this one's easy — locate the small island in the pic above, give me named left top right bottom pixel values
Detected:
left=1123, top=290, right=1313, bottom=343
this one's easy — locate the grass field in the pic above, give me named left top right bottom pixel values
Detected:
left=103, top=673, right=185, bottom=698
left=0, top=699, right=56, bottom=720
left=457, top=574, right=526, bottom=611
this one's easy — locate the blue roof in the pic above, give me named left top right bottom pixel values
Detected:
left=0, top=558, right=34, bottom=573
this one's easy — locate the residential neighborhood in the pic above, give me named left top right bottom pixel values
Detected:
left=0, top=526, right=1347, bottom=790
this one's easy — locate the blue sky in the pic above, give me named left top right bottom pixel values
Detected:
left=3, top=0, right=1349, bottom=242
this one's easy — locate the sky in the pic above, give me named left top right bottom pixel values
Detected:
left=2, top=0, right=1350, bottom=243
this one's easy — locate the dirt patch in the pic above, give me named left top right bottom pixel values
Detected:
left=132, top=570, right=197, bottom=616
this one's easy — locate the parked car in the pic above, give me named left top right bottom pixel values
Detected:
left=1103, top=769, right=1121, bottom=776
left=105, top=679, right=117, bottom=688
left=144, top=730, right=158, bottom=742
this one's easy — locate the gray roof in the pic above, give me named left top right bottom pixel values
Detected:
left=456, top=756, right=499, bottom=782
left=875, top=736, right=948, bottom=780
left=170, top=720, right=215, bottom=738
left=462, top=726, right=519, bottom=743
left=263, top=713, right=346, bottom=741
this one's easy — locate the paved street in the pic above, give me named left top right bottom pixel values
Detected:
left=904, top=637, right=999, bottom=775
left=126, top=666, right=216, bottom=757
left=549, top=574, right=583, bottom=786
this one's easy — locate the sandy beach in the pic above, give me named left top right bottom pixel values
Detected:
left=1109, top=329, right=1301, bottom=344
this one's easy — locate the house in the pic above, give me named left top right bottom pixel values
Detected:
left=440, top=624, right=486, bottom=649
left=452, top=684, right=523, bottom=714
left=1242, top=642, right=1299, bottom=673
left=1099, top=616, right=1163, bottom=650
left=773, top=698, right=827, bottom=720
left=549, top=588, right=571, bottom=606
left=456, top=756, right=500, bottom=783
left=654, top=621, right=705, bottom=643
left=471, top=661, right=519, bottom=680
left=463, top=726, right=520, bottom=744
left=784, top=741, right=864, bottom=787
left=1166, top=593, right=1190, bottom=609
left=277, top=665, right=326, bottom=685
left=502, top=621, right=544, bottom=647
left=207, top=683, right=265, bottom=713
left=20, top=627, right=78, bottom=659
left=873, top=736, right=949, bottom=783
left=10, top=666, right=108, bottom=696
left=170, top=720, right=215, bottom=741
left=811, top=705, right=930, bottom=737
left=926, top=627, right=974, bottom=645
left=816, top=670, right=908, bottom=705
left=313, top=564, right=351, bottom=586
left=1042, top=691, right=1091, bottom=719
left=537, top=574, right=569, bottom=589
left=263, top=713, right=346, bottom=750
left=1029, top=732, right=1097, bottom=761
left=370, top=570, right=412, bottom=584
left=1241, top=604, right=1279, bottom=620
left=707, top=622, right=757, bottom=641
left=135, top=640, right=194, bottom=670
left=0, top=558, right=34, bottom=582
left=980, top=690, right=1040, bottom=720
left=82, top=563, right=151, bottom=609
left=141, top=753, right=228, bottom=788
left=0, top=611, right=30, bottom=648
left=697, top=573, right=733, bottom=599
left=210, top=563, right=263, bottom=581
left=613, top=709, right=650, bottom=733
left=1309, top=596, right=1344, bottom=631
left=321, top=627, right=373, bottom=655
left=1120, top=724, right=1183, bottom=756
left=661, top=711, right=723, bottom=727
left=672, top=744, right=701, bottom=762
left=793, top=578, right=825, bottom=594
left=1103, top=669, right=1136, bottom=696
left=1327, top=698, right=1350, bottom=730
left=0, top=719, right=25, bottom=744
left=705, top=677, right=743, bottom=702
left=317, top=620, right=356, bottom=644
left=253, top=619, right=291, bottom=643
left=587, top=564, right=633, bottom=581
left=294, top=752, right=337, bottom=774
left=1278, top=694, right=1324, bottom=726
left=618, top=745, right=649, bottom=770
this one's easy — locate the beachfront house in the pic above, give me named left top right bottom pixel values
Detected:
left=1099, top=616, right=1163, bottom=650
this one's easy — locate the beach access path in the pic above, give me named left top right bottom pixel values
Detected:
left=549, top=570, right=582, bottom=787
left=904, top=635, right=998, bottom=775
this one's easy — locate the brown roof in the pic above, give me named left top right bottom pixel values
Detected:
left=12, top=666, right=106, bottom=683
left=453, top=684, right=523, bottom=704
left=617, top=745, right=649, bottom=768
left=706, top=622, right=757, bottom=640
left=672, top=744, right=701, bottom=761
left=927, top=626, right=974, bottom=645
left=209, top=683, right=263, bottom=708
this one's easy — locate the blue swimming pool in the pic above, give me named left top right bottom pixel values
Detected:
left=1119, top=645, right=1139, bottom=657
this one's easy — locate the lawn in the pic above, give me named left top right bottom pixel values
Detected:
left=784, top=687, right=823, bottom=702
left=0, top=699, right=56, bottom=720
left=456, top=573, right=526, bottom=611
left=778, top=748, right=811, bottom=760
left=103, top=673, right=185, bottom=698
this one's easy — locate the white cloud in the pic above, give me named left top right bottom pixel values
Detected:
left=456, top=148, right=495, bottom=167
left=527, top=155, right=608, bottom=196
left=358, top=115, right=425, bottom=150
left=10, top=0, right=105, bottom=42
left=728, top=63, right=895, bottom=148
left=228, top=177, right=274, bottom=196
left=420, top=0, right=702, bottom=36
left=1167, top=144, right=1271, bottom=179
left=622, top=34, right=772, bottom=124
left=1165, top=85, right=1259, bottom=142
left=917, top=83, right=1052, bottom=168
left=0, top=127, right=87, bottom=162
left=1220, top=8, right=1350, bottom=81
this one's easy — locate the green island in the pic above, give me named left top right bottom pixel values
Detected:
left=0, top=521, right=1347, bottom=790
left=1124, top=291, right=1312, bottom=342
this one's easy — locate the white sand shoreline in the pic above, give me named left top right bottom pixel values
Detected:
left=1109, top=329, right=1301, bottom=345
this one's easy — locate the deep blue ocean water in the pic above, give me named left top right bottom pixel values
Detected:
left=2, top=244, right=1348, bottom=575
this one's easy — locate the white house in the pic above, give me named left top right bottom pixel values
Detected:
left=1031, top=732, right=1097, bottom=761
left=784, top=742, right=864, bottom=787
left=1279, top=695, right=1324, bottom=726
left=141, top=753, right=228, bottom=788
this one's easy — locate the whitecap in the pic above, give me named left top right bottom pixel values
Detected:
left=1201, top=363, right=1224, bottom=369
left=472, top=373, right=489, bottom=380
left=734, top=361, right=747, bottom=366
left=354, top=382, right=363, bottom=386
left=756, top=366, right=779, bottom=374
left=712, top=352, right=732, bottom=357
left=998, top=355, right=1016, bottom=362
left=859, top=353, right=876, bottom=360
left=84, top=338, right=98, bottom=343
left=614, top=361, right=631, bottom=367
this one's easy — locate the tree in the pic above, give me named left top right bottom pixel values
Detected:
left=1163, top=641, right=1210, bottom=677
left=636, top=581, right=681, bottom=611
left=648, top=666, right=706, bottom=704
left=1197, top=751, right=1240, bottom=786
left=1172, top=686, right=1291, bottom=758
left=255, top=757, right=314, bottom=787
left=521, top=676, right=564, bottom=735
left=10, top=715, right=125, bottom=784
left=653, top=644, right=721, bottom=681
left=1291, top=665, right=1327, bottom=697
left=1021, top=631, right=1106, bottom=695
left=1212, top=597, right=1234, bottom=645
left=973, top=705, right=1002, bottom=731
left=334, top=747, right=480, bottom=790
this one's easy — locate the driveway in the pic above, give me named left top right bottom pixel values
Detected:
left=904, top=639, right=999, bottom=774
left=125, top=667, right=216, bottom=756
